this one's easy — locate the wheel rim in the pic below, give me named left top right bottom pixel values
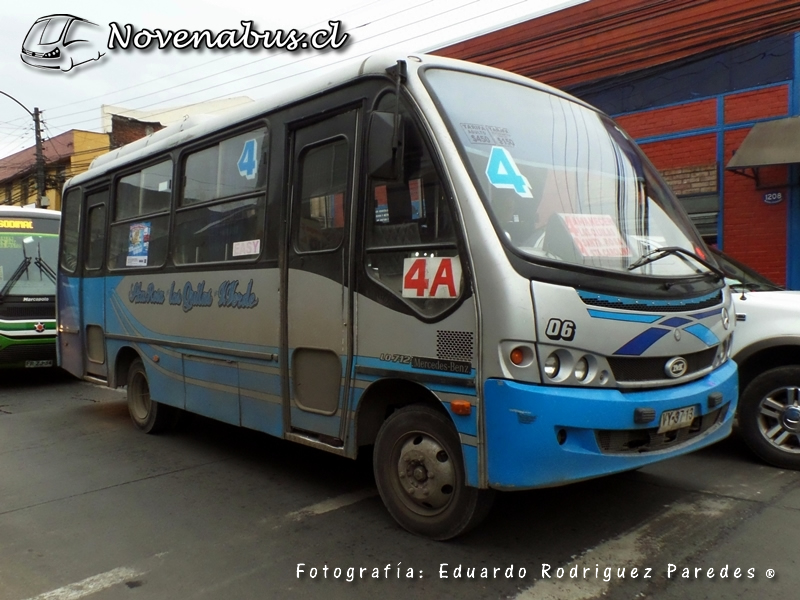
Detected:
left=391, top=431, right=457, bottom=517
left=757, top=385, right=800, bottom=454
left=130, top=371, right=151, bottom=422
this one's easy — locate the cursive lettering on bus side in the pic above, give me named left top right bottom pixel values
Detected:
left=182, top=281, right=213, bottom=312
left=128, top=282, right=165, bottom=305
left=168, top=281, right=183, bottom=306
left=218, top=279, right=259, bottom=309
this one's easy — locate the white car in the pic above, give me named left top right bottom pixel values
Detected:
left=713, top=249, right=800, bottom=469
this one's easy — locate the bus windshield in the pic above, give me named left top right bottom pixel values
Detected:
left=424, top=68, right=712, bottom=278
left=0, top=220, right=58, bottom=298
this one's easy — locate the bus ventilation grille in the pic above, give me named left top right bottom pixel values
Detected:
left=579, top=291, right=722, bottom=313
left=436, top=330, right=474, bottom=362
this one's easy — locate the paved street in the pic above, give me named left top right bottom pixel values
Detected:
left=1, top=369, right=798, bottom=600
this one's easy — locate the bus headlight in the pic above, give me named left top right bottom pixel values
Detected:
left=574, top=356, right=589, bottom=381
left=544, top=353, right=560, bottom=378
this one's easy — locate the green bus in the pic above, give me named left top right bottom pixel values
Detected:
left=0, top=206, right=59, bottom=369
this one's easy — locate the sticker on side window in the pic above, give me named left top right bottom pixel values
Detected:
left=126, top=222, right=150, bottom=267
left=402, top=256, right=462, bottom=299
left=237, top=138, right=258, bottom=180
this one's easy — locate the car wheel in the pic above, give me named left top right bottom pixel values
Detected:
left=373, top=405, right=494, bottom=540
left=127, top=358, right=178, bottom=434
left=739, top=365, right=800, bottom=469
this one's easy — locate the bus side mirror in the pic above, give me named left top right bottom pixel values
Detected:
left=368, top=111, right=404, bottom=180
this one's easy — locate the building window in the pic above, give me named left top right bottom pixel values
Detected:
left=678, top=193, right=718, bottom=246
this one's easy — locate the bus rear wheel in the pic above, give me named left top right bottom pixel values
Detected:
left=373, top=405, right=493, bottom=540
left=127, top=358, right=177, bottom=434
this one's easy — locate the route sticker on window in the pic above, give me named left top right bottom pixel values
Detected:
left=232, top=239, right=261, bottom=257
left=374, top=185, right=389, bottom=223
left=237, top=138, right=258, bottom=180
left=402, top=256, right=462, bottom=299
left=560, top=213, right=630, bottom=258
left=409, top=178, right=425, bottom=219
left=485, top=146, right=532, bottom=198
left=126, top=222, right=151, bottom=267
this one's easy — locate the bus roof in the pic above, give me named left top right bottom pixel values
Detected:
left=0, top=206, right=60, bottom=219
left=69, top=52, right=587, bottom=188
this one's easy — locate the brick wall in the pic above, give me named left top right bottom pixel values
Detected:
left=110, top=115, right=164, bottom=149
left=616, top=99, right=716, bottom=139
left=723, top=127, right=788, bottom=284
left=724, top=85, right=789, bottom=123
left=639, top=134, right=716, bottom=172
left=660, top=165, right=717, bottom=196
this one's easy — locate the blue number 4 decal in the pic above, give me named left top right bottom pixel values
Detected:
left=485, top=146, right=532, bottom=198
left=237, top=139, right=258, bottom=180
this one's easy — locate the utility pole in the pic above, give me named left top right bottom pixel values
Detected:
left=0, top=91, right=47, bottom=208
left=33, top=107, right=46, bottom=208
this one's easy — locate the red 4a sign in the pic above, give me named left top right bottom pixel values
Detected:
left=402, top=256, right=462, bottom=299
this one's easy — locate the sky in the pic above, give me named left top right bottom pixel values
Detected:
left=0, top=0, right=580, bottom=161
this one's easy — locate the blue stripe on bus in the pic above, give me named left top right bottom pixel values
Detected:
left=586, top=310, right=662, bottom=323
left=684, top=323, right=719, bottom=346
left=691, top=308, right=722, bottom=320
left=613, top=328, right=670, bottom=355
left=660, top=316, right=691, bottom=328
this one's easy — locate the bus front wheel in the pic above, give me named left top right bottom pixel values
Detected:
left=373, top=405, right=493, bottom=540
left=127, top=358, right=177, bottom=434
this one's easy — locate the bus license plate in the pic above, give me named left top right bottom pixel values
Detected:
left=658, top=406, right=695, bottom=433
left=25, top=360, right=53, bottom=368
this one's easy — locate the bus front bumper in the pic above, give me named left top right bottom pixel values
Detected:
left=483, top=360, right=738, bottom=490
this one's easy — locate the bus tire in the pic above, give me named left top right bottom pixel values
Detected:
left=127, top=358, right=177, bottom=434
left=739, top=365, right=800, bottom=470
left=373, top=405, right=494, bottom=540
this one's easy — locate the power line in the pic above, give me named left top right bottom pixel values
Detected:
left=48, top=0, right=504, bottom=131
left=43, top=0, right=416, bottom=125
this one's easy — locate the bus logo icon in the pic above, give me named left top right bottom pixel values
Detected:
left=34, top=322, right=45, bottom=333
left=20, top=14, right=106, bottom=72
left=665, top=356, right=688, bottom=378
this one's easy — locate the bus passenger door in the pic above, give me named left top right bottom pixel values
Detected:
left=286, top=109, right=358, bottom=442
left=57, top=188, right=84, bottom=378
left=81, top=188, right=109, bottom=380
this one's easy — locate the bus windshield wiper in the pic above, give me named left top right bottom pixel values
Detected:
left=33, top=242, right=56, bottom=283
left=627, top=246, right=725, bottom=280
left=0, top=255, right=32, bottom=301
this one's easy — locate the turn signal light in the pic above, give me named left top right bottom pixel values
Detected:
left=510, top=347, right=525, bottom=365
left=450, top=400, right=472, bottom=416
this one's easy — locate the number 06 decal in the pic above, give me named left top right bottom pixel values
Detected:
left=402, top=256, right=462, bottom=299
left=545, top=318, right=576, bottom=341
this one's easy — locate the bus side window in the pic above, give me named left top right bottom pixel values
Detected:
left=108, top=159, right=172, bottom=270
left=364, top=95, right=461, bottom=316
left=295, top=139, right=348, bottom=253
left=174, top=128, right=267, bottom=264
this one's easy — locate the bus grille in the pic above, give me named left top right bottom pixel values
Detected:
left=0, top=343, right=57, bottom=363
left=0, top=305, right=55, bottom=319
left=579, top=291, right=722, bottom=313
left=608, top=347, right=716, bottom=383
left=595, top=405, right=727, bottom=454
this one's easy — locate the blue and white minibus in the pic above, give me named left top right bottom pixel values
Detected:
left=58, top=53, right=738, bottom=539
